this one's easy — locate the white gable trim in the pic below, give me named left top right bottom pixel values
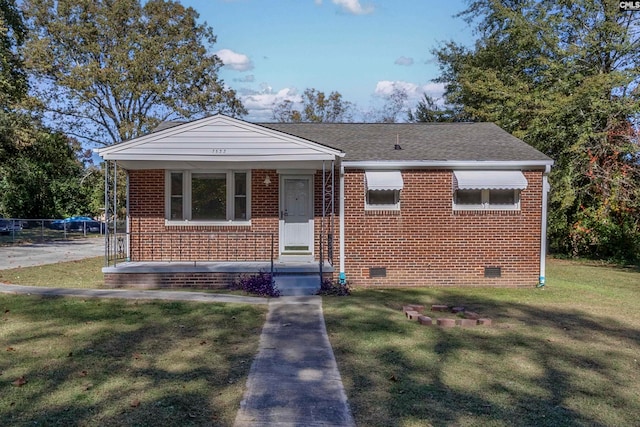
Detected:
left=96, top=114, right=344, bottom=161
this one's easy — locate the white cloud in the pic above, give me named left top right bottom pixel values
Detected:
left=375, top=80, right=445, bottom=101
left=332, top=0, right=374, bottom=15
left=241, top=87, right=300, bottom=122
left=394, top=56, right=414, bottom=66
left=216, top=49, right=254, bottom=71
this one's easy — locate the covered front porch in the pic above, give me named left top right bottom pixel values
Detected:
left=97, top=115, right=344, bottom=293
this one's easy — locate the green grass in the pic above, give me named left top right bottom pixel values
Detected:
left=323, top=258, right=640, bottom=427
left=0, top=295, right=267, bottom=426
left=0, top=257, right=106, bottom=288
left=3, top=255, right=639, bottom=425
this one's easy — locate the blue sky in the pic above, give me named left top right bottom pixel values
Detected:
left=180, top=0, right=476, bottom=121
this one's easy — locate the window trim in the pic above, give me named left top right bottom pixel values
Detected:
left=365, top=189, right=401, bottom=211
left=165, top=170, right=251, bottom=226
left=452, top=188, right=521, bottom=211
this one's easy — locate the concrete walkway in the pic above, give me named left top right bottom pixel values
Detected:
left=234, top=296, right=355, bottom=427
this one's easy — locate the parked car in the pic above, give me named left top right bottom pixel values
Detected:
left=49, top=216, right=104, bottom=232
left=0, top=219, right=22, bottom=235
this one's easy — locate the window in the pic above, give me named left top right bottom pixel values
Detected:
left=364, top=170, right=403, bottom=211
left=366, top=190, right=401, bottom=209
left=192, top=173, right=226, bottom=220
left=166, top=171, right=250, bottom=223
left=169, top=172, right=184, bottom=220
left=453, top=189, right=520, bottom=211
left=452, top=170, right=526, bottom=211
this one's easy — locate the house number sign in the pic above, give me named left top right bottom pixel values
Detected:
left=212, top=149, right=227, bottom=154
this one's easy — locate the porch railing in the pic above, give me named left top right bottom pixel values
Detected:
left=106, top=231, right=275, bottom=272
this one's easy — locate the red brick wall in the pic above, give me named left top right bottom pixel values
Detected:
left=341, top=169, right=543, bottom=287
left=104, top=271, right=238, bottom=289
left=127, top=169, right=280, bottom=262
left=126, top=167, right=544, bottom=288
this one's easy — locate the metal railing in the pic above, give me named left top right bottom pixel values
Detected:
left=106, top=231, right=275, bottom=273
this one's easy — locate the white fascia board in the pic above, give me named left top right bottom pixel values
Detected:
left=343, top=160, right=554, bottom=170
left=114, top=160, right=329, bottom=170
left=101, top=153, right=337, bottom=162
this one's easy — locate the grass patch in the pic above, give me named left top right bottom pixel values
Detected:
left=0, top=257, right=105, bottom=288
left=0, top=295, right=267, bottom=426
left=323, top=258, right=640, bottom=427
left=0, top=257, right=259, bottom=296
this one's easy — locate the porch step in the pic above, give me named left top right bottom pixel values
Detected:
left=274, top=274, right=321, bottom=296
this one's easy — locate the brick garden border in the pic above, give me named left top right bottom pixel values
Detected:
left=402, top=304, right=492, bottom=328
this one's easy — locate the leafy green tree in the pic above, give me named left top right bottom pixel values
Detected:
left=272, top=88, right=354, bottom=122
left=434, top=0, right=640, bottom=262
left=0, top=0, right=27, bottom=111
left=407, top=93, right=466, bottom=122
left=22, top=0, right=246, bottom=145
left=0, top=126, right=90, bottom=218
left=0, top=0, right=95, bottom=220
left=0, top=0, right=28, bottom=164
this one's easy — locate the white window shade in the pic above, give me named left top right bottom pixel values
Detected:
left=453, top=170, right=528, bottom=190
left=365, top=171, right=404, bottom=191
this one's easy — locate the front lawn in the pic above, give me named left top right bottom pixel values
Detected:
left=0, top=295, right=267, bottom=426
left=0, top=256, right=105, bottom=288
left=323, top=259, right=640, bottom=427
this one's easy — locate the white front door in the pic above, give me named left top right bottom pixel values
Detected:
left=280, top=176, right=313, bottom=255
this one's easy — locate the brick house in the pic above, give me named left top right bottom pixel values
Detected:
left=96, top=114, right=553, bottom=293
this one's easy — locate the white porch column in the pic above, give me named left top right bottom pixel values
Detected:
left=339, top=163, right=346, bottom=283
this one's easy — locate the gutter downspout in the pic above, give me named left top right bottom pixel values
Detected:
left=339, top=163, right=346, bottom=284
left=126, top=170, right=130, bottom=262
left=538, top=165, right=551, bottom=287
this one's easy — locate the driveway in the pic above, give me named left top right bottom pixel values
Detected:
left=0, top=238, right=105, bottom=270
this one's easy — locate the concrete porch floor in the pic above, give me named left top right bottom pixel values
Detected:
left=102, top=260, right=334, bottom=296
left=102, top=260, right=334, bottom=275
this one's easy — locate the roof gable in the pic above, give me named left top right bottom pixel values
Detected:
left=96, top=114, right=344, bottom=162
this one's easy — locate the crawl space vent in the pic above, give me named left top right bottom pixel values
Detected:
left=369, top=267, right=387, bottom=278
left=484, top=266, right=502, bottom=278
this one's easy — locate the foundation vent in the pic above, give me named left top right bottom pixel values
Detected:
left=484, top=266, right=502, bottom=278
left=369, top=267, right=387, bottom=278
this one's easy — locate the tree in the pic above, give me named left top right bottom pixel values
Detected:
left=434, top=0, right=640, bottom=262
left=407, top=93, right=465, bottom=122
left=0, top=125, right=90, bottom=218
left=22, top=0, right=246, bottom=145
left=376, top=86, right=409, bottom=123
left=0, top=0, right=27, bottom=163
left=272, top=88, right=354, bottom=122
left=0, top=0, right=27, bottom=111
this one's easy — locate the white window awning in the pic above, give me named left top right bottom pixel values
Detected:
left=453, top=170, right=528, bottom=190
left=365, top=170, right=404, bottom=191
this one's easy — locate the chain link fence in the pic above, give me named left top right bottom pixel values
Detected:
left=0, top=218, right=117, bottom=245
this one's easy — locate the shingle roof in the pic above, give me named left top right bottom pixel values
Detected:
left=152, top=121, right=185, bottom=132
left=260, top=122, right=552, bottom=163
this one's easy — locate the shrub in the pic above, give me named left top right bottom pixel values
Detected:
left=317, top=278, right=351, bottom=296
left=233, top=271, right=280, bottom=297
